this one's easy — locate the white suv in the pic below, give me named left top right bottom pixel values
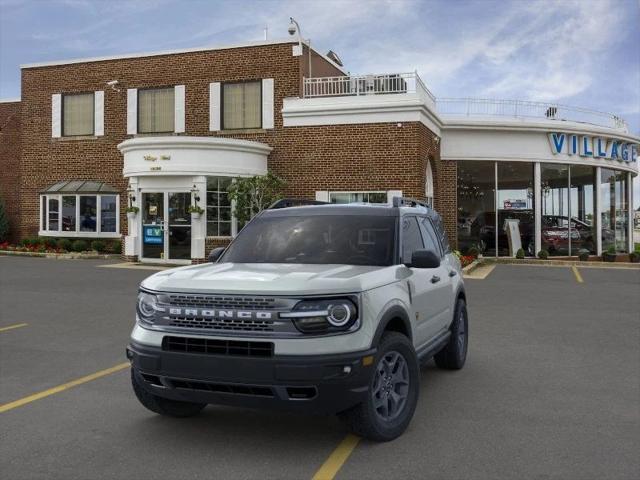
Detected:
left=127, top=198, right=468, bottom=441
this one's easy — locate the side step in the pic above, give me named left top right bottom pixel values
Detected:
left=416, top=331, right=451, bottom=363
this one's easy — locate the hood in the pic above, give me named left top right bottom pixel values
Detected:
left=141, top=262, right=400, bottom=295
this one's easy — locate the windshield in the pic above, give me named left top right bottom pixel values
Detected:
left=221, top=215, right=397, bottom=266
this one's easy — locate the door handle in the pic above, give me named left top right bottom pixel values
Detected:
left=449, top=270, right=457, bottom=277
left=430, top=275, right=441, bottom=284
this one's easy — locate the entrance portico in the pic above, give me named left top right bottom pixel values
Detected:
left=118, top=136, right=271, bottom=263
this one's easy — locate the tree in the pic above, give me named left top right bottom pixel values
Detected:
left=0, top=195, right=9, bottom=242
left=227, top=173, right=286, bottom=225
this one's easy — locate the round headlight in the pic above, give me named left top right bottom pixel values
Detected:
left=327, top=303, right=352, bottom=327
left=137, top=292, right=157, bottom=320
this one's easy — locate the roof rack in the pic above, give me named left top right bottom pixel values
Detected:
left=268, top=198, right=329, bottom=209
left=391, top=196, right=431, bottom=209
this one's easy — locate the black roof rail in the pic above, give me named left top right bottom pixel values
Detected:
left=391, top=196, right=431, bottom=209
left=268, top=198, right=329, bottom=209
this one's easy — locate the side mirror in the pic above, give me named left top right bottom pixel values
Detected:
left=208, top=247, right=225, bottom=263
left=407, top=249, right=440, bottom=269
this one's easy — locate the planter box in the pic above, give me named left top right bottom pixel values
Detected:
left=629, top=253, right=640, bottom=263
left=127, top=212, right=137, bottom=222
left=190, top=212, right=203, bottom=220
left=603, top=253, right=618, bottom=262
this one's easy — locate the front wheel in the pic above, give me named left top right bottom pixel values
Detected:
left=434, top=298, right=468, bottom=370
left=338, top=332, right=419, bottom=442
left=131, top=369, right=206, bottom=417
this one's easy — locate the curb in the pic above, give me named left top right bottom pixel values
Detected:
left=490, top=257, right=640, bottom=269
left=462, top=259, right=484, bottom=274
left=0, top=250, right=120, bottom=260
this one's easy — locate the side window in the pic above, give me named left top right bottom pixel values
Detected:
left=432, top=214, right=451, bottom=253
left=402, top=217, right=424, bottom=264
left=420, top=217, right=442, bottom=257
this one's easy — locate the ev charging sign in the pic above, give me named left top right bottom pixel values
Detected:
left=548, top=132, right=638, bottom=163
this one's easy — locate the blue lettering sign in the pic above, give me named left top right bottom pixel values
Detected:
left=549, top=133, right=565, bottom=154
left=580, top=136, right=593, bottom=156
left=595, top=138, right=607, bottom=157
left=143, top=225, right=163, bottom=245
left=569, top=135, right=578, bottom=155
left=610, top=141, right=619, bottom=159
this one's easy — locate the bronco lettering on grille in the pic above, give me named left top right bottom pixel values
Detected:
left=168, top=308, right=273, bottom=320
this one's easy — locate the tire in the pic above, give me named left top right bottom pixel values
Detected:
left=338, top=332, right=419, bottom=442
left=434, top=298, right=468, bottom=370
left=131, top=369, right=206, bottom=417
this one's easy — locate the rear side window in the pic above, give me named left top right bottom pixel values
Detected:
left=419, top=217, right=442, bottom=257
left=432, top=214, right=451, bottom=253
left=401, top=217, right=424, bottom=264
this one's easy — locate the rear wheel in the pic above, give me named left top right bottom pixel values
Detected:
left=131, top=369, right=206, bottom=417
left=434, top=299, right=468, bottom=370
left=339, top=332, right=419, bottom=442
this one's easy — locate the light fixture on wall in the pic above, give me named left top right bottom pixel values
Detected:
left=288, top=17, right=312, bottom=78
left=191, top=185, right=200, bottom=204
left=126, top=187, right=136, bottom=206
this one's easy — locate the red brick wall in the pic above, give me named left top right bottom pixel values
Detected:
left=0, top=101, right=21, bottom=242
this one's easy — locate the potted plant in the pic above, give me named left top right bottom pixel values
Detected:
left=188, top=205, right=204, bottom=219
left=629, top=246, right=640, bottom=263
left=537, top=249, right=549, bottom=260
left=515, top=248, right=525, bottom=259
left=603, top=245, right=617, bottom=262
left=577, top=249, right=590, bottom=262
left=126, top=206, right=139, bottom=221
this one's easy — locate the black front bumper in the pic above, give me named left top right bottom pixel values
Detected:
left=127, top=341, right=376, bottom=415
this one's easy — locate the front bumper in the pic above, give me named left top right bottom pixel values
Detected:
left=127, top=341, right=376, bottom=415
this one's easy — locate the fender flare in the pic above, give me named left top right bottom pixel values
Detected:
left=371, top=305, right=413, bottom=348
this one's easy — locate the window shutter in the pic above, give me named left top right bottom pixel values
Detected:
left=209, top=82, right=220, bottom=131
left=94, top=91, right=104, bottom=136
left=262, top=78, right=274, bottom=129
left=127, top=88, right=137, bottom=134
left=174, top=85, right=185, bottom=133
left=51, top=94, right=61, bottom=138
left=387, top=190, right=403, bottom=205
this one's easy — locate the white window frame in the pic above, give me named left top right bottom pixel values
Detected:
left=39, top=194, right=120, bottom=238
left=328, top=191, right=389, bottom=204
left=61, top=92, right=96, bottom=137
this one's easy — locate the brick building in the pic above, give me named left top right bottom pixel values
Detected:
left=0, top=38, right=638, bottom=262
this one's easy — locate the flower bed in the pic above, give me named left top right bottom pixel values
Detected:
left=0, top=237, right=121, bottom=254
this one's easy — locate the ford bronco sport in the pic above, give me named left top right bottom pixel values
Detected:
left=127, top=197, right=468, bottom=441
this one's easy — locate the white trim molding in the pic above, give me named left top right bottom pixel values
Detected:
left=51, top=94, right=62, bottom=138
left=127, top=88, right=137, bottom=135
left=209, top=82, right=221, bottom=131
left=118, top=136, right=271, bottom=178
left=262, top=78, right=275, bottom=129
left=174, top=85, right=186, bottom=133
left=94, top=90, right=104, bottom=136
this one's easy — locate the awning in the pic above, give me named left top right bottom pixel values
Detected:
left=41, top=180, right=119, bottom=194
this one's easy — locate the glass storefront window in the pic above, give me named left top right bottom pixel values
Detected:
left=329, top=192, right=388, bottom=204
left=569, top=165, right=596, bottom=255
left=207, top=177, right=232, bottom=236
left=61, top=196, right=76, bottom=232
left=48, top=197, right=59, bottom=231
left=497, top=162, right=534, bottom=256
left=100, top=195, right=117, bottom=233
left=457, top=161, right=496, bottom=256
left=541, top=164, right=569, bottom=256
left=601, top=169, right=629, bottom=253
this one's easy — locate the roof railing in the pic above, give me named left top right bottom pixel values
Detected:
left=268, top=198, right=328, bottom=209
left=391, top=197, right=431, bottom=209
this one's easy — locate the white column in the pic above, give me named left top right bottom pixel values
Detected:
left=191, top=176, right=207, bottom=260
left=534, top=162, right=541, bottom=256
left=595, top=167, right=602, bottom=256
left=124, top=177, right=140, bottom=258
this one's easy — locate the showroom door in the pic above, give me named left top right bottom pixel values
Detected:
left=141, top=192, right=191, bottom=262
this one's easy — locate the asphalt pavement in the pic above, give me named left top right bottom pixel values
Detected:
left=0, top=257, right=638, bottom=479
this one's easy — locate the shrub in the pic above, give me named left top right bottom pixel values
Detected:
left=38, top=237, right=57, bottom=249
left=515, top=248, right=525, bottom=259
left=606, top=245, right=616, bottom=254
left=537, top=249, right=549, bottom=260
left=71, top=239, right=88, bottom=252
left=57, top=238, right=73, bottom=251
left=577, top=249, right=590, bottom=261
left=108, top=239, right=122, bottom=253
left=0, top=196, right=9, bottom=242
left=628, top=251, right=639, bottom=263
left=90, top=240, right=106, bottom=252
left=227, top=172, right=286, bottom=225
left=467, top=246, right=480, bottom=258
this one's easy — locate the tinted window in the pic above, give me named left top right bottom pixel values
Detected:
left=401, top=217, right=424, bottom=264
left=222, top=215, right=396, bottom=266
left=420, top=217, right=442, bottom=257
left=432, top=214, right=451, bottom=253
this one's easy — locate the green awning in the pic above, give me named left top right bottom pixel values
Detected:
left=41, top=180, right=119, bottom=194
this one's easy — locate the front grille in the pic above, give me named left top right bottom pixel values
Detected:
left=168, top=316, right=275, bottom=332
left=162, top=336, right=274, bottom=357
left=169, top=379, right=274, bottom=397
left=167, top=294, right=278, bottom=310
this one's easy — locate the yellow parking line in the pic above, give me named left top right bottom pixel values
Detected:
left=571, top=266, right=584, bottom=283
left=0, top=323, right=28, bottom=333
left=0, top=362, right=129, bottom=413
left=311, top=434, right=361, bottom=480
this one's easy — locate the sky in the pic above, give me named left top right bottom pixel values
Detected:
left=0, top=0, right=639, bottom=205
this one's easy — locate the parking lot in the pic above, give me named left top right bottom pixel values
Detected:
left=1, top=257, right=638, bottom=479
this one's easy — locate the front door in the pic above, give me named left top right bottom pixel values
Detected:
left=141, top=192, right=191, bottom=262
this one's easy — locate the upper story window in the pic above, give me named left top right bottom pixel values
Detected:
left=63, top=92, right=94, bottom=136
left=222, top=81, right=261, bottom=130
left=329, top=191, right=388, bottom=204
left=138, top=87, right=175, bottom=133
